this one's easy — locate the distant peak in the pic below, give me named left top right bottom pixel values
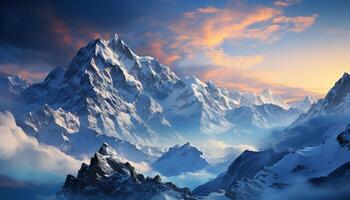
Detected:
left=108, top=33, right=121, bottom=45
left=304, top=96, right=316, bottom=103
left=261, top=88, right=272, bottom=95
left=112, top=33, right=120, bottom=41
left=339, top=72, right=350, bottom=83
left=183, top=142, right=191, bottom=148
left=98, top=143, right=116, bottom=155
left=183, top=76, right=206, bottom=86
left=332, top=72, right=350, bottom=90
left=342, top=72, right=350, bottom=79
left=206, top=80, right=215, bottom=86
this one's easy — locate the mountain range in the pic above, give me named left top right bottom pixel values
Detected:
left=0, top=34, right=313, bottom=162
left=193, top=72, right=350, bottom=199
left=3, top=34, right=348, bottom=200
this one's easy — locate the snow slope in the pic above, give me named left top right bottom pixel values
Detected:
left=193, top=149, right=286, bottom=196
left=289, top=96, right=316, bottom=112
left=275, top=72, right=350, bottom=150
left=152, top=143, right=210, bottom=176
left=225, top=127, right=350, bottom=200
left=0, top=74, right=29, bottom=111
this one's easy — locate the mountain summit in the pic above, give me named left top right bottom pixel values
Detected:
left=10, top=34, right=308, bottom=160
left=152, top=143, right=210, bottom=176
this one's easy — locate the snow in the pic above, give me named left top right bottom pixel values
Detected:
left=0, top=74, right=29, bottom=96
left=152, top=143, right=210, bottom=176
left=259, top=89, right=289, bottom=109
left=200, top=191, right=230, bottom=200
left=289, top=96, right=316, bottom=112
left=58, top=143, right=194, bottom=200
left=1, top=34, right=310, bottom=183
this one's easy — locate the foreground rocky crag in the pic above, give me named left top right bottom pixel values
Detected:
left=58, top=143, right=195, bottom=200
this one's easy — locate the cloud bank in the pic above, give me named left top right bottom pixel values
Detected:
left=0, top=111, right=82, bottom=183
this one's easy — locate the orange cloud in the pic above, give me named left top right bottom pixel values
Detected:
left=170, top=7, right=281, bottom=49
left=50, top=18, right=72, bottom=45
left=274, top=0, right=301, bottom=7
left=273, top=14, right=318, bottom=32
left=164, top=4, right=317, bottom=71
left=197, top=7, right=220, bottom=14
left=191, top=66, right=323, bottom=100
left=142, top=3, right=319, bottom=100
left=41, top=7, right=110, bottom=51
left=205, top=49, right=264, bottom=69
left=138, top=37, right=180, bottom=66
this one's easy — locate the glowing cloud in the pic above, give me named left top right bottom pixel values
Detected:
left=140, top=2, right=318, bottom=100
left=164, top=3, right=317, bottom=69
left=274, top=0, right=302, bottom=7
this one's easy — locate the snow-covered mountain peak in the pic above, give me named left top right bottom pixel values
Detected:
left=259, top=88, right=289, bottom=109
left=108, top=34, right=136, bottom=60
left=183, top=142, right=191, bottom=148
left=152, top=143, right=210, bottom=176
left=58, top=143, right=194, bottom=200
left=341, top=72, right=350, bottom=80
left=13, top=33, right=309, bottom=165
left=98, top=142, right=119, bottom=156
left=296, top=72, right=350, bottom=121
left=305, top=96, right=316, bottom=102
left=0, top=74, right=29, bottom=95
left=173, top=142, right=195, bottom=151
left=206, top=80, right=217, bottom=89
left=289, top=96, right=317, bottom=112
left=324, top=72, right=350, bottom=107
left=183, top=76, right=206, bottom=87
left=260, top=88, right=273, bottom=96
left=170, top=142, right=200, bottom=153
left=109, top=33, right=121, bottom=43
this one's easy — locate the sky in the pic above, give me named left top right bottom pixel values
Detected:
left=0, top=0, right=349, bottom=100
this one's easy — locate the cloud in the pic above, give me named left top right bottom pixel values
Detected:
left=128, top=161, right=152, bottom=174
left=163, top=3, right=317, bottom=67
left=138, top=37, right=180, bottom=66
left=199, top=139, right=257, bottom=162
left=205, top=49, right=264, bottom=70
left=235, top=144, right=257, bottom=152
left=272, top=14, right=318, bottom=32
left=134, top=2, right=318, bottom=100
left=0, top=64, right=48, bottom=83
left=0, top=111, right=82, bottom=183
left=274, top=0, right=301, bottom=7
left=178, top=65, right=323, bottom=100
left=162, top=170, right=216, bottom=190
left=0, top=0, right=319, bottom=98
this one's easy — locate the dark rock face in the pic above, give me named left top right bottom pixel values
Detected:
left=310, top=161, right=350, bottom=186
left=57, top=143, right=195, bottom=200
left=337, top=125, right=350, bottom=148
